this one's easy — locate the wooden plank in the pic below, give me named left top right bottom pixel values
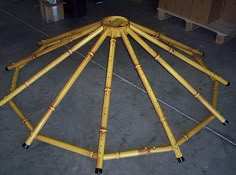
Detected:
left=157, top=8, right=236, bottom=37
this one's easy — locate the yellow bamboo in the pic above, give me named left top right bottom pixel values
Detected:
left=36, top=135, right=95, bottom=158
left=130, top=21, right=203, bottom=56
left=212, top=81, right=219, bottom=108
left=102, top=146, right=172, bottom=160
left=130, top=25, right=229, bottom=86
left=0, top=27, right=104, bottom=107
left=161, top=40, right=196, bottom=56
left=23, top=29, right=109, bottom=148
left=8, top=100, right=94, bottom=158
left=127, top=28, right=228, bottom=124
left=6, top=45, right=46, bottom=71
left=6, top=24, right=101, bottom=71
left=10, top=67, right=20, bottom=92
left=177, top=115, right=215, bottom=146
left=96, top=31, right=117, bottom=172
left=1, top=17, right=230, bottom=174
left=121, top=29, right=184, bottom=160
left=193, top=55, right=208, bottom=69
left=8, top=100, right=34, bottom=131
left=42, top=23, right=101, bottom=47
left=38, top=21, right=101, bottom=45
left=170, top=60, right=220, bottom=146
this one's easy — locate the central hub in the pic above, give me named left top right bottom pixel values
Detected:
left=102, top=16, right=129, bottom=37
left=102, top=16, right=129, bottom=28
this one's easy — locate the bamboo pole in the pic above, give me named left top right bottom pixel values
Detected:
left=36, top=135, right=95, bottom=158
left=121, top=30, right=184, bottom=161
left=22, top=29, right=109, bottom=149
left=8, top=100, right=95, bottom=158
left=42, top=23, right=101, bottom=48
left=102, top=145, right=172, bottom=160
left=176, top=77, right=219, bottom=145
left=0, top=27, right=104, bottom=107
left=8, top=100, right=34, bottom=131
left=212, top=81, right=219, bottom=108
left=127, top=28, right=228, bottom=124
left=130, top=25, right=229, bottom=86
left=10, top=67, right=20, bottom=92
left=6, top=23, right=101, bottom=71
left=177, top=115, right=215, bottom=146
left=161, top=40, right=196, bottom=56
left=6, top=45, right=46, bottom=71
left=177, top=79, right=220, bottom=145
left=130, top=21, right=203, bottom=56
left=96, top=31, right=117, bottom=174
left=38, top=21, right=101, bottom=45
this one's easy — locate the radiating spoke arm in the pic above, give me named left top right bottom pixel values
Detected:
left=130, top=24, right=229, bottom=86
left=121, top=29, right=183, bottom=160
left=130, top=21, right=203, bottom=56
left=127, top=27, right=228, bottom=124
left=0, top=27, right=104, bottom=107
left=96, top=30, right=117, bottom=173
left=23, top=28, right=109, bottom=148
left=6, top=23, right=102, bottom=71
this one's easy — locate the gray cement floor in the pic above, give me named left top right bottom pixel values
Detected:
left=0, top=0, right=235, bottom=175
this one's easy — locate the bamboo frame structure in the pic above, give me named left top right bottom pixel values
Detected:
left=0, top=16, right=230, bottom=174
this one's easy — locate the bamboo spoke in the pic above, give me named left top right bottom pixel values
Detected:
left=1, top=16, right=230, bottom=174
left=22, top=29, right=109, bottom=148
left=130, top=25, right=229, bottom=86
left=130, top=21, right=203, bottom=56
left=127, top=28, right=228, bottom=124
left=96, top=31, right=117, bottom=172
left=6, top=23, right=101, bottom=71
left=121, top=29, right=184, bottom=160
left=38, top=21, right=101, bottom=45
left=0, top=26, right=104, bottom=107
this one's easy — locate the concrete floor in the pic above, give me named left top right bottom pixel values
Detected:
left=0, top=0, right=235, bottom=175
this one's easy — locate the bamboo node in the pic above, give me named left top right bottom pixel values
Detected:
left=24, top=81, right=30, bottom=87
left=135, top=64, right=141, bottom=69
left=110, top=38, right=116, bottom=43
left=194, top=92, right=200, bottom=98
left=210, top=73, right=216, bottom=79
left=139, top=147, right=150, bottom=155
left=116, top=152, right=120, bottom=159
left=68, top=49, right=73, bottom=55
left=154, top=54, right=161, bottom=61
left=100, top=128, right=107, bottom=133
left=183, top=135, right=189, bottom=141
left=49, top=105, right=55, bottom=111
left=88, top=51, right=94, bottom=57
left=160, top=117, right=167, bottom=122
left=90, top=151, right=94, bottom=158
left=32, top=55, right=36, bottom=59
left=22, top=118, right=29, bottom=124
left=155, top=32, right=160, bottom=38
left=104, top=88, right=111, bottom=92
left=169, top=48, right=174, bottom=53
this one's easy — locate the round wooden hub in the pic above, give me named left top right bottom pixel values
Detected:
left=101, top=16, right=130, bottom=37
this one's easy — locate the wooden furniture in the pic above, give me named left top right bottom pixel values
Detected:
left=157, top=0, right=236, bottom=44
